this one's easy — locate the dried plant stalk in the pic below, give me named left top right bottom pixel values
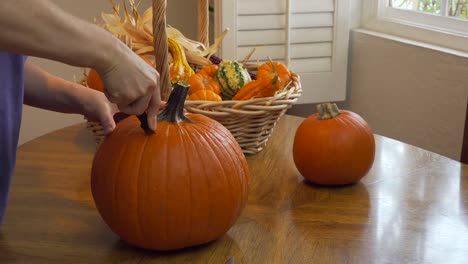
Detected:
left=99, top=0, right=227, bottom=66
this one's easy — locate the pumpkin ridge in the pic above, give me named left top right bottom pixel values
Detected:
left=119, top=124, right=152, bottom=245
left=333, top=116, right=353, bottom=179
left=267, top=58, right=279, bottom=85
left=345, top=112, right=375, bottom=171
left=213, top=127, right=245, bottom=229
left=135, top=133, right=150, bottom=245
left=191, top=121, right=229, bottom=241
left=341, top=114, right=362, bottom=178
left=163, top=124, right=172, bottom=245
left=176, top=123, right=194, bottom=245
left=192, top=117, right=246, bottom=239
left=97, top=123, right=137, bottom=240
left=182, top=120, right=214, bottom=243
left=91, top=137, right=120, bottom=232
left=348, top=113, right=375, bottom=173
left=210, top=123, right=247, bottom=218
left=196, top=121, right=247, bottom=226
left=110, top=126, right=135, bottom=235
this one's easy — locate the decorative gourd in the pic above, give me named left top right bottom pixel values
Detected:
left=233, top=60, right=291, bottom=100
left=293, top=103, right=375, bottom=185
left=232, top=80, right=262, bottom=100
left=86, top=55, right=155, bottom=93
left=168, top=37, right=195, bottom=83
left=215, top=60, right=251, bottom=100
left=189, top=89, right=222, bottom=101
left=91, top=83, right=250, bottom=251
left=187, top=65, right=221, bottom=95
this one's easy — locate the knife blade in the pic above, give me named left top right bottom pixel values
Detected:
left=225, top=256, right=235, bottom=264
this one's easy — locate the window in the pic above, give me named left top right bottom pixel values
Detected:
left=391, top=0, right=468, bottom=20
left=362, top=0, right=468, bottom=53
left=215, top=0, right=351, bottom=104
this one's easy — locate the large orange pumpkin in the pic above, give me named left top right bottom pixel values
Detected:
left=293, top=103, right=375, bottom=185
left=91, top=83, right=250, bottom=250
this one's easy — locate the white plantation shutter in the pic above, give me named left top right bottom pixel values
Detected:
left=215, top=0, right=350, bottom=103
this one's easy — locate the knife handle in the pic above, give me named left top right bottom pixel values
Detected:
left=137, top=112, right=154, bottom=135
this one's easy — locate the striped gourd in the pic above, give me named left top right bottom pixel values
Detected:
left=215, top=60, right=251, bottom=100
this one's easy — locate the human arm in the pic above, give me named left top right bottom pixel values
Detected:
left=0, top=1, right=160, bottom=130
left=23, top=60, right=119, bottom=135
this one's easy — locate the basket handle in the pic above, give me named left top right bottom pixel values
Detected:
left=152, top=0, right=171, bottom=101
left=152, top=0, right=209, bottom=101
left=198, top=0, right=209, bottom=47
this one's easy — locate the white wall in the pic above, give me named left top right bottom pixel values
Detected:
left=19, top=0, right=197, bottom=145
left=347, top=31, right=468, bottom=160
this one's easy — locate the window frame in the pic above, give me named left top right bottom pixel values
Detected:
left=361, top=0, right=468, bottom=53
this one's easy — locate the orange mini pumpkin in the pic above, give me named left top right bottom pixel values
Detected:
left=86, top=68, right=105, bottom=92
left=187, top=65, right=221, bottom=95
left=293, top=103, right=375, bottom=185
left=189, top=89, right=222, bottom=101
left=91, top=83, right=249, bottom=250
left=256, top=60, right=291, bottom=91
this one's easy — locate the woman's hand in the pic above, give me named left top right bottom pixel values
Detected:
left=82, top=90, right=168, bottom=136
left=81, top=91, right=119, bottom=135
left=97, top=42, right=161, bottom=132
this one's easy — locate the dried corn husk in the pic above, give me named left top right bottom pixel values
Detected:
left=99, top=0, right=227, bottom=66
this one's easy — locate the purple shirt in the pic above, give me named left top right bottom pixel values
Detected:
left=0, top=52, right=25, bottom=224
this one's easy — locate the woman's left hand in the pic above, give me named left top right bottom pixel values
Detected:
left=82, top=91, right=168, bottom=135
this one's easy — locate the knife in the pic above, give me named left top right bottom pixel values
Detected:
left=225, top=256, right=235, bottom=264
left=137, top=112, right=154, bottom=135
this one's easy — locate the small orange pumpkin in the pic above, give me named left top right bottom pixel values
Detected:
left=187, top=65, right=221, bottom=95
left=293, top=103, right=375, bottom=185
left=189, top=89, right=222, bottom=101
left=256, top=60, right=291, bottom=91
left=86, top=68, right=105, bottom=92
left=91, top=83, right=249, bottom=250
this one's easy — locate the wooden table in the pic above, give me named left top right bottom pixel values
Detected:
left=1, top=115, right=467, bottom=264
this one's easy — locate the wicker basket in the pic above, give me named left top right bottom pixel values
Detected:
left=85, top=0, right=302, bottom=154
left=184, top=73, right=301, bottom=154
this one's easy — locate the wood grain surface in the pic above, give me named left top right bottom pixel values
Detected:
left=1, top=115, right=467, bottom=264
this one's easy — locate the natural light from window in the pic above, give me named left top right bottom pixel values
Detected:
left=390, top=0, right=468, bottom=20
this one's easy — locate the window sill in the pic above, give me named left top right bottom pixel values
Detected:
left=355, top=24, right=468, bottom=58
left=360, top=0, right=468, bottom=55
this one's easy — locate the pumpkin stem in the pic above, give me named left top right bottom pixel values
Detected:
left=267, top=56, right=279, bottom=85
left=316, top=103, right=341, bottom=120
left=157, top=82, right=191, bottom=123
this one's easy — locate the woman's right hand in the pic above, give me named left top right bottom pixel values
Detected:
left=97, top=42, right=161, bottom=131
